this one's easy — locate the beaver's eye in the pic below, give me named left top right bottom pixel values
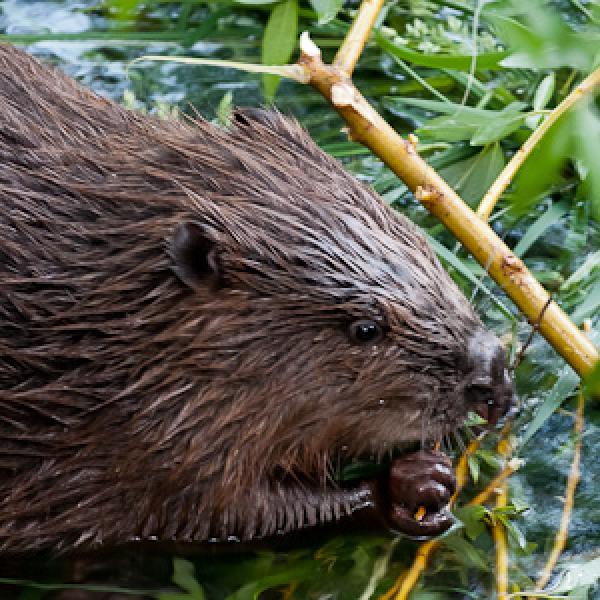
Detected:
left=348, top=320, right=384, bottom=344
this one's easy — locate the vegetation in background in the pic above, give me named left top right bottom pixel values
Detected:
left=0, top=0, right=600, bottom=597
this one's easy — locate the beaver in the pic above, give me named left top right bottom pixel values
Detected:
left=0, top=44, right=512, bottom=555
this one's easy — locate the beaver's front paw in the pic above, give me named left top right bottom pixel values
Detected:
left=385, top=451, right=456, bottom=538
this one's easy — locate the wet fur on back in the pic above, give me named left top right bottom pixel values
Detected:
left=0, top=45, right=484, bottom=552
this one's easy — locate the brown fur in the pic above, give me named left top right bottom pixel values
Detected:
left=0, top=44, right=504, bottom=553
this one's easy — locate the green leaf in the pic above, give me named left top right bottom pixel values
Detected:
left=571, top=279, right=600, bottom=326
left=570, top=102, right=600, bottom=221
left=475, top=449, right=502, bottom=471
left=533, top=73, right=555, bottom=111
left=513, top=201, right=569, bottom=257
left=308, top=0, right=343, bottom=24
left=226, top=563, right=313, bottom=600
left=168, top=559, right=205, bottom=600
left=520, top=366, right=580, bottom=445
left=467, top=454, right=480, bottom=484
left=454, top=506, right=487, bottom=541
left=375, top=31, right=508, bottom=70
left=561, top=250, right=600, bottom=290
left=441, top=534, right=489, bottom=570
left=216, top=91, right=234, bottom=128
left=416, top=103, right=526, bottom=144
left=439, top=143, right=505, bottom=205
left=470, top=113, right=525, bottom=145
left=261, top=0, right=298, bottom=101
left=384, top=97, right=490, bottom=116
left=501, top=518, right=527, bottom=551
left=489, top=9, right=598, bottom=70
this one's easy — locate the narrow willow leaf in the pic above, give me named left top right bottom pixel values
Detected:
left=170, top=559, right=205, bottom=599
left=441, top=535, right=488, bottom=570
left=571, top=279, right=600, bottom=325
left=561, top=249, right=600, bottom=289
left=440, top=143, right=504, bottom=205
left=262, top=0, right=298, bottom=101
left=384, top=96, right=498, bottom=116
left=467, top=454, right=480, bottom=484
left=308, top=0, right=344, bottom=24
left=520, top=366, right=580, bottom=446
left=376, top=31, right=508, bottom=70
left=470, top=113, right=525, bottom=145
left=513, top=201, right=569, bottom=257
left=570, top=102, right=600, bottom=222
left=533, top=73, right=555, bottom=111
left=454, top=506, right=486, bottom=541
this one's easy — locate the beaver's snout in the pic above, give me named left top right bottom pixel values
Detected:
left=464, top=330, right=514, bottom=426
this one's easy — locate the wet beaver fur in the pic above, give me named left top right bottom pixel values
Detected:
left=0, top=44, right=512, bottom=555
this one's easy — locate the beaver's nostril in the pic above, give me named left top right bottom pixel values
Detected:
left=464, top=330, right=514, bottom=425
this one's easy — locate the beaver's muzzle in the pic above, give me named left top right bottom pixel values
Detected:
left=464, top=330, right=515, bottom=426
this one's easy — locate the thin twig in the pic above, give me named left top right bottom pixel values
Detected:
left=512, top=296, right=553, bottom=371
left=477, top=65, right=600, bottom=221
left=492, top=494, right=509, bottom=600
left=333, top=0, right=385, bottom=76
left=529, top=390, right=584, bottom=596
left=493, top=433, right=514, bottom=600
left=468, top=458, right=523, bottom=508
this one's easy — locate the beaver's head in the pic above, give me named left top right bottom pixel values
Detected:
left=168, top=110, right=513, bottom=483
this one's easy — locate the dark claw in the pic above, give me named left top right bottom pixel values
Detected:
left=389, top=505, right=454, bottom=538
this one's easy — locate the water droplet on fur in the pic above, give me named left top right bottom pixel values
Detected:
left=379, top=399, right=385, bottom=405
left=227, top=535, right=240, bottom=542
left=208, top=537, right=219, bottom=543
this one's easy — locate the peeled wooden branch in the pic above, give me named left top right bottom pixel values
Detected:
left=297, top=34, right=599, bottom=386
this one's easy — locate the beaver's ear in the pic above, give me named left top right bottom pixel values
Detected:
left=169, top=222, right=221, bottom=289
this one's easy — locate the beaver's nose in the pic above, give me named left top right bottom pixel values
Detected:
left=464, top=330, right=514, bottom=426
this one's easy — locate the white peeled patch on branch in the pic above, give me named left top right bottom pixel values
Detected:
left=331, top=82, right=378, bottom=126
left=299, top=31, right=321, bottom=58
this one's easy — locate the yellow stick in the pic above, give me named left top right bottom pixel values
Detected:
left=492, top=492, right=509, bottom=600
left=493, top=435, right=514, bottom=600
left=530, top=391, right=584, bottom=595
left=333, top=0, right=385, bottom=76
left=468, top=459, right=522, bottom=508
left=477, top=66, right=600, bottom=221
